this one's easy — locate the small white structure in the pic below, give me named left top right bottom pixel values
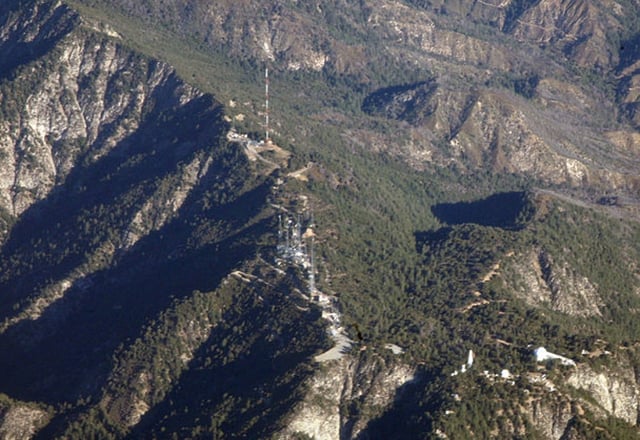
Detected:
left=501, top=369, right=513, bottom=379
left=533, top=346, right=576, bottom=366
left=452, top=349, right=476, bottom=375
left=384, top=343, right=405, bottom=355
left=461, top=349, right=474, bottom=373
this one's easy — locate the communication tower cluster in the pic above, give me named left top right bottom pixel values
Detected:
left=274, top=209, right=350, bottom=362
left=277, top=212, right=316, bottom=295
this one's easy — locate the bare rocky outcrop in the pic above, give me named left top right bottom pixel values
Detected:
left=88, top=0, right=640, bottom=194
left=502, top=248, right=603, bottom=317
left=510, top=0, right=618, bottom=69
left=527, top=396, right=576, bottom=440
left=524, top=361, right=639, bottom=439
left=567, top=363, right=639, bottom=424
left=0, top=401, right=49, bottom=440
left=0, top=0, right=229, bottom=335
left=279, top=353, right=414, bottom=440
left=362, top=73, right=640, bottom=192
left=0, top=28, right=196, bottom=217
left=101, top=0, right=632, bottom=74
left=519, top=360, right=640, bottom=439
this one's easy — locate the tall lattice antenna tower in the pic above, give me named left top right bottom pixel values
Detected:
left=309, top=236, right=316, bottom=294
left=265, top=66, right=270, bottom=142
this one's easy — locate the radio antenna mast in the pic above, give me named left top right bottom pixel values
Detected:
left=309, top=236, right=316, bottom=294
left=265, top=66, right=270, bottom=142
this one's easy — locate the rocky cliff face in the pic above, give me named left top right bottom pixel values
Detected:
left=0, top=1, right=279, bottom=435
left=100, top=0, right=638, bottom=73
left=0, top=3, right=207, bottom=219
left=75, top=0, right=640, bottom=195
left=503, top=248, right=603, bottom=317
left=522, top=351, right=640, bottom=439
left=568, top=362, right=639, bottom=424
left=279, top=354, right=414, bottom=440
left=0, top=0, right=234, bottom=334
left=0, top=399, right=49, bottom=440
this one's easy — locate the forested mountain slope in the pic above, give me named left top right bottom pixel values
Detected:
left=75, top=0, right=640, bottom=191
left=0, top=0, right=640, bottom=438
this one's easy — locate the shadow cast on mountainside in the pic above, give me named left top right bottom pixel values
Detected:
left=361, top=79, right=438, bottom=124
left=0, top=175, right=272, bottom=404
left=617, top=33, right=640, bottom=73
left=0, top=1, right=78, bottom=80
left=413, top=227, right=452, bottom=254
left=0, top=82, right=277, bottom=404
left=354, top=370, right=441, bottom=440
left=126, top=282, right=326, bottom=439
left=0, top=84, right=224, bottom=312
left=430, top=191, right=532, bottom=229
